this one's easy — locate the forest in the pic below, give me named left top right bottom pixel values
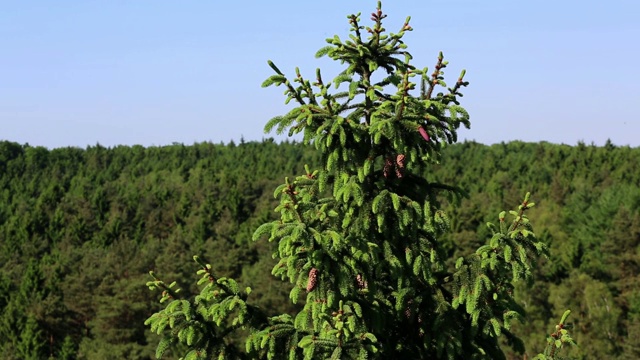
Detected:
left=0, top=138, right=638, bottom=359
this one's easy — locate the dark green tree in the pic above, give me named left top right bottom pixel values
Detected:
left=0, top=261, right=47, bottom=359
left=145, top=2, right=549, bottom=359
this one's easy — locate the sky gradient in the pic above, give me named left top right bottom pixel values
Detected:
left=2, top=0, right=639, bottom=148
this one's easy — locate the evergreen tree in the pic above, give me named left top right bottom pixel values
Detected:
left=0, top=261, right=47, bottom=359
left=145, top=2, right=551, bottom=359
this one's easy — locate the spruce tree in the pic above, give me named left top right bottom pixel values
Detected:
left=145, top=2, right=550, bottom=359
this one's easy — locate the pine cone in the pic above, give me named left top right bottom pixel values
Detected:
left=405, top=298, right=413, bottom=318
left=383, top=157, right=393, bottom=178
left=356, top=274, right=367, bottom=290
left=418, top=126, right=430, bottom=142
left=306, top=268, right=319, bottom=292
left=395, top=154, right=406, bottom=178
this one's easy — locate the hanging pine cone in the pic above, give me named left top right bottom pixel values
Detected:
left=405, top=298, right=413, bottom=318
left=395, top=154, right=406, bottom=178
left=404, top=307, right=412, bottom=319
left=306, top=268, right=319, bottom=292
left=383, top=157, right=393, bottom=178
left=418, top=126, right=430, bottom=142
left=356, top=274, right=367, bottom=290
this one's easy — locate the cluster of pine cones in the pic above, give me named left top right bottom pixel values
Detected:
left=383, top=154, right=406, bottom=179
left=306, top=269, right=369, bottom=292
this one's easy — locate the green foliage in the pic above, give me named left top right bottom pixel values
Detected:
left=0, top=260, right=47, bottom=359
left=144, top=256, right=266, bottom=360
left=0, top=140, right=311, bottom=359
left=147, top=2, right=548, bottom=359
left=0, top=126, right=639, bottom=358
left=452, top=193, right=546, bottom=346
left=533, top=310, right=577, bottom=360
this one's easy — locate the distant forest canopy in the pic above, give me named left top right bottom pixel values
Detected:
left=0, top=139, right=638, bottom=359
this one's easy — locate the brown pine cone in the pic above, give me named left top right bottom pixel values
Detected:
left=356, top=274, right=367, bottom=290
left=383, top=157, right=393, bottom=178
left=395, top=154, right=406, bottom=178
left=306, top=268, right=319, bottom=292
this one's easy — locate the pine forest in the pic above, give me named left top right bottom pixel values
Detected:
left=1, top=139, right=639, bottom=359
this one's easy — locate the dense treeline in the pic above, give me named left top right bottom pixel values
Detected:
left=0, top=139, right=638, bottom=359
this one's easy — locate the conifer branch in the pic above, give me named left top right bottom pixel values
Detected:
left=284, top=181, right=304, bottom=223
left=425, top=52, right=445, bottom=100
left=348, top=14, right=363, bottom=42
left=508, top=192, right=533, bottom=233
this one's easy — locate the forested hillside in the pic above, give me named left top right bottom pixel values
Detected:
left=0, top=139, right=638, bottom=359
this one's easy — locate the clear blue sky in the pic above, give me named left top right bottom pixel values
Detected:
left=1, top=0, right=638, bottom=148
